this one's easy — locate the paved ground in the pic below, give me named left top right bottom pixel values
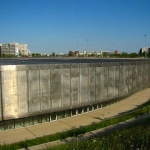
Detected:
left=0, top=88, right=150, bottom=145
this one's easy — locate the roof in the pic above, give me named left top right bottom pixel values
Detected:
left=0, top=58, right=149, bottom=65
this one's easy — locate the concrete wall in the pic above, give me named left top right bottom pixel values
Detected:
left=0, top=61, right=150, bottom=120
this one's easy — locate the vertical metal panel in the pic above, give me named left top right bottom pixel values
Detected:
left=80, top=64, right=88, bottom=103
left=143, top=62, right=146, bottom=89
left=137, top=62, right=141, bottom=91
left=40, top=65, right=50, bottom=110
left=119, top=64, right=124, bottom=96
left=89, top=65, right=95, bottom=102
left=100, top=66, right=104, bottom=100
left=145, top=63, right=149, bottom=88
left=114, top=65, right=119, bottom=97
left=28, top=65, right=40, bottom=112
left=51, top=65, right=61, bottom=108
left=108, top=65, right=114, bottom=99
left=103, top=65, right=108, bottom=100
left=124, top=64, right=129, bottom=95
left=132, top=64, right=136, bottom=93
left=1, top=66, right=18, bottom=119
left=128, top=63, right=133, bottom=94
left=148, top=62, right=150, bottom=88
left=0, top=70, right=2, bottom=121
left=96, top=66, right=101, bottom=101
left=71, top=64, right=79, bottom=105
left=62, top=64, right=70, bottom=106
left=138, top=64, right=142, bottom=91
left=16, top=66, right=28, bottom=115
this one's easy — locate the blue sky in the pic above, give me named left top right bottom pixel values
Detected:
left=0, top=0, right=150, bottom=54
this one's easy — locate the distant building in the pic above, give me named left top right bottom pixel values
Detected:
left=114, top=50, right=119, bottom=54
left=78, top=51, right=110, bottom=56
left=141, top=47, right=150, bottom=53
left=0, top=42, right=30, bottom=56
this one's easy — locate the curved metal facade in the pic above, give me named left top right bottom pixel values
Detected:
left=0, top=59, right=150, bottom=123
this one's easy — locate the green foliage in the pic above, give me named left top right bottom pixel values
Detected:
left=48, top=117, right=150, bottom=150
left=52, top=52, right=55, bottom=57
left=32, top=53, right=41, bottom=57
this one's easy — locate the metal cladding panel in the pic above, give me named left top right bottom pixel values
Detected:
left=148, top=63, right=150, bottom=87
left=16, top=68, right=28, bottom=115
left=128, top=64, right=133, bottom=94
left=114, top=65, right=119, bottom=97
left=138, top=64, right=142, bottom=91
left=16, top=65, right=28, bottom=71
left=96, top=67, right=101, bottom=101
left=124, top=65, right=129, bottom=95
left=119, top=65, right=124, bottom=96
left=145, top=63, right=149, bottom=88
left=89, top=67, right=95, bottom=102
left=40, top=69, right=50, bottom=110
left=103, top=66, right=108, bottom=100
left=136, top=63, right=140, bottom=91
left=132, top=65, right=136, bottom=93
left=71, top=65, right=79, bottom=105
left=99, top=67, right=104, bottom=100
left=135, top=64, right=139, bottom=92
left=80, top=67, right=88, bottom=103
left=29, top=68, right=40, bottom=112
left=62, top=68, right=70, bottom=106
left=1, top=65, right=18, bottom=119
left=0, top=71, right=1, bottom=120
left=51, top=68, right=61, bottom=108
left=142, top=62, right=146, bottom=89
left=108, top=66, right=114, bottom=99
left=40, top=64, right=50, bottom=70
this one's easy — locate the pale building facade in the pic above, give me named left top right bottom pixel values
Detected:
left=0, top=42, right=29, bottom=56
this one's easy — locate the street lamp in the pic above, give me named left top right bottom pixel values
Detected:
left=145, top=34, right=146, bottom=58
left=77, top=42, right=79, bottom=51
left=87, top=39, right=89, bottom=51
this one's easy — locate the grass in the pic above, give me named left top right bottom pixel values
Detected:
left=47, top=117, right=150, bottom=150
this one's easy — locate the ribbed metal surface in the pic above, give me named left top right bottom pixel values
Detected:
left=0, top=59, right=150, bottom=120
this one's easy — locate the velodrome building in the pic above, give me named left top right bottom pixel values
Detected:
left=0, top=58, right=150, bottom=130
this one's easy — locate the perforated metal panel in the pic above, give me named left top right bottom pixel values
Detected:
left=28, top=66, right=40, bottom=112
left=96, top=67, right=101, bottom=101
left=62, top=67, right=70, bottom=106
left=103, top=65, right=108, bottom=100
left=71, top=64, right=79, bottom=105
left=138, top=64, right=142, bottom=91
left=119, top=65, right=124, bottom=96
left=40, top=67, right=50, bottom=110
left=0, top=71, right=2, bottom=121
left=89, top=65, right=95, bottom=102
left=108, top=65, right=114, bottom=99
left=124, top=64, right=129, bottom=95
left=114, top=65, right=119, bottom=97
left=80, top=64, right=88, bottom=103
left=128, top=64, right=133, bottom=94
left=51, top=67, right=61, bottom=108
left=16, top=66, right=28, bottom=115
left=132, top=64, right=136, bottom=93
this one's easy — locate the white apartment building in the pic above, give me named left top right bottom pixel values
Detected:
left=78, top=51, right=110, bottom=56
left=0, top=42, right=30, bottom=56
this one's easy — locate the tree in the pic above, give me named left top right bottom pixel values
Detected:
left=52, top=52, right=55, bottom=57
left=68, top=51, right=73, bottom=56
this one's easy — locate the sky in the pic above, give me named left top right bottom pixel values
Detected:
left=0, top=0, right=150, bottom=54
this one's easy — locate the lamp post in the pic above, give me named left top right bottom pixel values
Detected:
left=77, top=42, right=79, bottom=51
left=87, top=39, right=89, bottom=51
left=145, top=34, right=146, bottom=58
